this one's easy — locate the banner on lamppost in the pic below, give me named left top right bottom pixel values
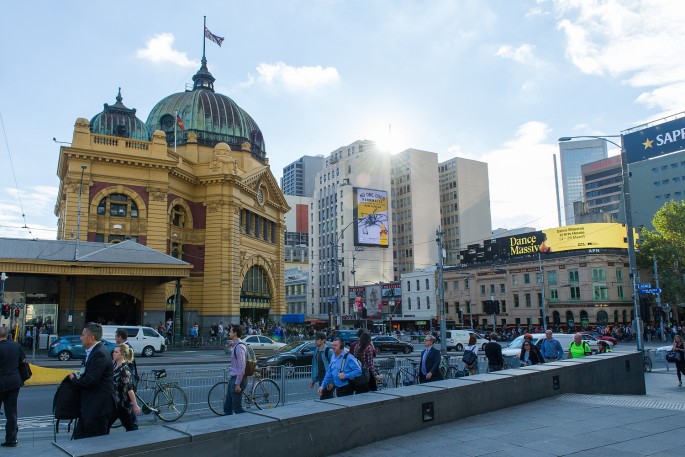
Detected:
left=622, top=115, right=685, bottom=164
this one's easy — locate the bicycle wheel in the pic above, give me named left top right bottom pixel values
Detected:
left=208, top=381, right=229, bottom=416
left=448, top=366, right=461, bottom=379
left=252, top=379, right=280, bottom=410
left=377, top=372, right=395, bottom=390
left=440, top=365, right=448, bottom=379
left=644, top=356, right=653, bottom=373
left=152, top=384, right=188, bottom=422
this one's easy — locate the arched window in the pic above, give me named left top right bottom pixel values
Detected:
left=240, top=266, right=272, bottom=311
left=614, top=310, right=619, bottom=324
left=580, top=310, right=589, bottom=330
left=566, top=310, right=575, bottom=331
left=97, top=194, right=138, bottom=218
left=94, top=192, right=141, bottom=243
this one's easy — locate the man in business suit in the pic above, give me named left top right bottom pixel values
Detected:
left=419, top=335, right=443, bottom=383
left=0, top=327, right=24, bottom=447
left=69, top=322, right=116, bottom=439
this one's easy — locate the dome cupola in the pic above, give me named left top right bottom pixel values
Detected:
left=90, top=88, right=150, bottom=141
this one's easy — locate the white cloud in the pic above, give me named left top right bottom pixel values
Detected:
left=0, top=186, right=58, bottom=239
left=495, top=44, right=536, bottom=64
left=136, top=33, right=199, bottom=68
left=483, top=121, right=559, bottom=231
left=556, top=1, right=685, bottom=112
left=246, top=62, right=340, bottom=91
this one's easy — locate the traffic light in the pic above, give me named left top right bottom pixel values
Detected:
left=484, top=300, right=494, bottom=315
left=494, top=300, right=501, bottom=315
left=14, top=308, right=20, bottom=318
left=1, top=305, right=9, bottom=318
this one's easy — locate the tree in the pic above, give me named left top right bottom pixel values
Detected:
left=636, top=201, right=685, bottom=323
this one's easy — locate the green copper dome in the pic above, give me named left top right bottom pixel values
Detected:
left=146, top=58, right=266, bottom=163
left=90, top=88, right=150, bottom=141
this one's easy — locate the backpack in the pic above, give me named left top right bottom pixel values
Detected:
left=234, top=342, right=257, bottom=377
left=53, top=376, right=81, bottom=437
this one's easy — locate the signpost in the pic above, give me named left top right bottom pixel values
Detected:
left=638, top=288, right=662, bottom=295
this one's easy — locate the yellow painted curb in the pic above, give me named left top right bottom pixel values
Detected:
left=24, top=364, right=74, bottom=386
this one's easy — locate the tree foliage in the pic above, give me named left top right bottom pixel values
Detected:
left=636, top=201, right=685, bottom=307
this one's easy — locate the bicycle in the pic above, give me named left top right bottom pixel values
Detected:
left=439, top=354, right=459, bottom=379
left=373, top=359, right=396, bottom=390
left=395, top=359, right=422, bottom=386
left=208, top=368, right=281, bottom=415
left=135, top=369, right=188, bottom=422
left=643, top=349, right=653, bottom=373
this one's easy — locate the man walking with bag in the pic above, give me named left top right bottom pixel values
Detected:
left=318, top=338, right=361, bottom=398
left=0, top=327, right=24, bottom=447
left=224, top=325, right=248, bottom=414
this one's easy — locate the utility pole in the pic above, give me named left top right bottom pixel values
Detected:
left=538, top=253, right=548, bottom=331
left=436, top=228, right=446, bottom=355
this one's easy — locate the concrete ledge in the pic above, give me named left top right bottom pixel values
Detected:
left=60, top=351, right=644, bottom=457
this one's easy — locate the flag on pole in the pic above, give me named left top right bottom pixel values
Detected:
left=204, top=27, right=224, bottom=47
left=176, top=116, right=185, bottom=132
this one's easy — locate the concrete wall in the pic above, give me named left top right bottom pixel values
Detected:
left=54, top=352, right=644, bottom=457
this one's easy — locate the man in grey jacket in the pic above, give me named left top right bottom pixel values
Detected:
left=310, top=332, right=333, bottom=399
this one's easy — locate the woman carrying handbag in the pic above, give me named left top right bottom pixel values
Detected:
left=671, top=334, right=685, bottom=386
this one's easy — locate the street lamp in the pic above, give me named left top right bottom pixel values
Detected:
left=558, top=135, right=643, bottom=352
left=332, top=219, right=356, bottom=329
left=68, top=164, right=87, bottom=335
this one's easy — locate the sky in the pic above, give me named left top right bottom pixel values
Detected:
left=1, top=0, right=684, bottom=241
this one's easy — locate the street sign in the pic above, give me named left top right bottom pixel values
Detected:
left=638, top=283, right=652, bottom=289
left=328, top=296, right=337, bottom=302
left=638, top=288, right=662, bottom=294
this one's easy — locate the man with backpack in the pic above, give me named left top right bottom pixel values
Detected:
left=310, top=332, right=334, bottom=400
left=568, top=333, right=592, bottom=358
left=224, top=325, right=248, bottom=414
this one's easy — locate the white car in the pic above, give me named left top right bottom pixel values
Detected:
left=240, top=335, right=286, bottom=355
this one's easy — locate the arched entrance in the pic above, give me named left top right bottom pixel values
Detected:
left=86, top=292, right=140, bottom=325
left=580, top=310, right=589, bottom=330
left=553, top=311, right=561, bottom=330
left=240, top=266, right=271, bottom=325
left=566, top=310, right=575, bottom=332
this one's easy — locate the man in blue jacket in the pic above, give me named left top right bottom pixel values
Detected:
left=318, top=338, right=361, bottom=397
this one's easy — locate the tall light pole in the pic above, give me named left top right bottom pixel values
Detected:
left=68, top=164, right=87, bottom=335
left=559, top=135, right=643, bottom=351
left=436, top=228, right=446, bottom=355
left=332, top=220, right=356, bottom=329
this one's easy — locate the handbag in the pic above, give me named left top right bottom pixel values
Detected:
left=19, top=359, right=32, bottom=383
left=341, top=353, right=370, bottom=388
left=666, top=350, right=679, bottom=363
left=462, top=350, right=478, bottom=366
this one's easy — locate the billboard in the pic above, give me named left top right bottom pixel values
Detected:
left=497, top=223, right=630, bottom=258
left=353, top=187, right=389, bottom=248
left=622, top=116, right=685, bottom=164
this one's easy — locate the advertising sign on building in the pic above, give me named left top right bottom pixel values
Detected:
left=353, top=187, right=389, bottom=248
left=622, top=115, right=685, bottom=164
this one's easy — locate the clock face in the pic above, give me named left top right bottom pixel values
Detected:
left=257, top=189, right=264, bottom=204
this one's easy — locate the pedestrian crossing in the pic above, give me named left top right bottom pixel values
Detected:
left=0, top=415, right=54, bottom=429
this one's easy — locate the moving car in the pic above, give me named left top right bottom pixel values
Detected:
left=445, top=330, right=490, bottom=351
left=48, top=335, right=117, bottom=361
left=101, top=325, right=167, bottom=357
left=329, top=330, right=360, bottom=347
left=371, top=335, right=414, bottom=354
left=579, top=331, right=618, bottom=346
left=257, top=340, right=330, bottom=375
left=226, top=335, right=286, bottom=356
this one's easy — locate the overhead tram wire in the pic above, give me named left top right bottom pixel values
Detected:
left=0, top=110, right=34, bottom=239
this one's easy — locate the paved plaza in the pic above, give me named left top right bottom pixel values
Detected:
left=333, top=368, right=685, bottom=457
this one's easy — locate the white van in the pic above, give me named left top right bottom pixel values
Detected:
left=445, top=330, right=490, bottom=352
left=101, top=325, right=167, bottom=357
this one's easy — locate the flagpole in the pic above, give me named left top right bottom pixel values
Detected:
left=174, top=110, right=178, bottom=153
left=203, top=16, right=206, bottom=60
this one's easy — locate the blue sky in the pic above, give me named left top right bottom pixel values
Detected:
left=1, top=0, right=683, bottom=240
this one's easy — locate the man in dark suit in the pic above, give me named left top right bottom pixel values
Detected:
left=69, top=322, right=116, bottom=439
left=419, top=335, right=443, bottom=383
left=0, top=327, right=24, bottom=447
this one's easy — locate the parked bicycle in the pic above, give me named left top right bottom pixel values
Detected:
left=373, top=359, right=396, bottom=390
left=208, top=368, right=281, bottom=415
left=439, top=354, right=460, bottom=379
left=643, top=349, right=653, bottom=373
left=135, top=369, right=188, bottom=422
left=395, top=359, right=422, bottom=386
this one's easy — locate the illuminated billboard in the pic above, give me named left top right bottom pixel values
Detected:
left=498, top=223, right=630, bottom=258
left=353, top=187, right=389, bottom=248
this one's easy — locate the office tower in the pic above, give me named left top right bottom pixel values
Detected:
left=281, top=155, right=324, bottom=197
left=439, top=157, right=492, bottom=265
left=559, top=139, right=608, bottom=225
left=580, top=155, right=622, bottom=222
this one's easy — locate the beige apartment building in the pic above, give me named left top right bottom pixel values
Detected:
left=443, top=251, right=633, bottom=331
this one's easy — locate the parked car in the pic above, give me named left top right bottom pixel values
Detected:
left=257, top=340, right=330, bottom=375
left=329, top=330, right=360, bottom=347
left=226, top=335, right=286, bottom=356
left=371, top=336, right=414, bottom=354
left=579, top=331, right=618, bottom=346
left=48, top=335, right=117, bottom=361
left=101, top=325, right=167, bottom=357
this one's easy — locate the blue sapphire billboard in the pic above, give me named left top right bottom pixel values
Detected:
left=622, top=116, right=685, bottom=164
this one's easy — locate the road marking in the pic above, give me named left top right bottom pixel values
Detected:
left=558, top=393, right=685, bottom=412
left=0, top=415, right=54, bottom=429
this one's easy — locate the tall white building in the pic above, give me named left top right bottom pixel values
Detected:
left=559, top=139, right=608, bottom=225
left=391, top=149, right=441, bottom=279
left=310, top=140, right=394, bottom=324
left=439, top=157, right=492, bottom=265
